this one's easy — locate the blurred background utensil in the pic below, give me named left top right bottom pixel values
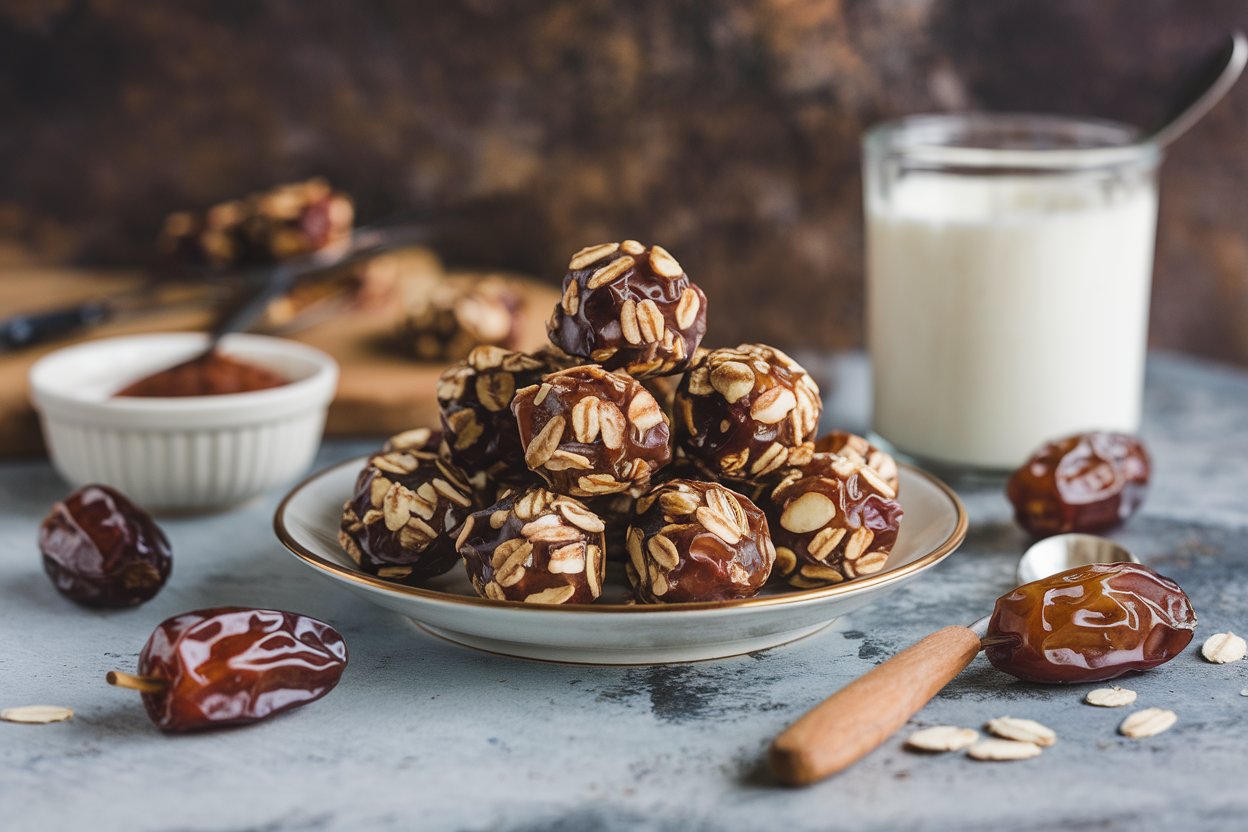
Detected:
left=0, top=199, right=516, bottom=354
left=0, top=279, right=230, bottom=353
left=201, top=217, right=436, bottom=348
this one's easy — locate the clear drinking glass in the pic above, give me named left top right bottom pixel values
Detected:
left=862, top=114, right=1161, bottom=471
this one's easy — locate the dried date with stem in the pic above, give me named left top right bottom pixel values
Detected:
left=107, top=607, right=348, bottom=732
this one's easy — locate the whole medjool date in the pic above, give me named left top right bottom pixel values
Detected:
left=38, top=485, right=171, bottom=607
left=985, top=562, right=1196, bottom=684
left=1006, top=432, right=1150, bottom=538
left=108, top=607, right=348, bottom=732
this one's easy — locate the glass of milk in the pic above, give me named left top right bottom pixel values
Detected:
left=863, top=114, right=1161, bottom=471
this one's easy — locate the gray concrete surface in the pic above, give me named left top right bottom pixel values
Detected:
left=2, top=352, right=1246, bottom=832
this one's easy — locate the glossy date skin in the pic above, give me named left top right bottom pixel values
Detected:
left=1006, top=432, right=1150, bottom=538
left=38, top=485, right=171, bottom=607
left=985, top=562, right=1197, bottom=684
left=133, top=608, right=348, bottom=732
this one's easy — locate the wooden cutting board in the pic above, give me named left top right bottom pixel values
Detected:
left=0, top=264, right=560, bottom=458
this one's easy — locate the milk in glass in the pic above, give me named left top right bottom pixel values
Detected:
left=863, top=116, right=1160, bottom=470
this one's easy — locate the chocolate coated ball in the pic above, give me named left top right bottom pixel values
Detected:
left=459, top=487, right=606, bottom=604
left=512, top=364, right=671, bottom=498
left=339, top=448, right=475, bottom=584
left=674, top=344, right=821, bottom=482
left=626, top=479, right=774, bottom=603
left=437, top=345, right=570, bottom=493
left=765, top=453, right=903, bottom=588
left=813, top=430, right=899, bottom=494
left=547, top=240, right=707, bottom=378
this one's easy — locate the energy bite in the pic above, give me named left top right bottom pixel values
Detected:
left=674, top=344, right=822, bottom=482
left=511, top=365, right=671, bottom=498
left=437, top=346, right=570, bottom=492
left=458, top=487, right=606, bottom=604
left=158, top=178, right=353, bottom=268
left=626, top=479, right=775, bottom=603
left=765, top=452, right=903, bottom=588
left=814, top=430, right=900, bottom=494
left=547, top=241, right=708, bottom=378
left=339, top=449, right=476, bottom=584
left=399, top=277, right=524, bottom=362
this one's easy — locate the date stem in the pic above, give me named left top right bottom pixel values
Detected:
left=106, top=670, right=167, bottom=694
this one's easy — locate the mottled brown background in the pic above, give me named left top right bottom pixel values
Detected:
left=3, top=0, right=1247, bottom=364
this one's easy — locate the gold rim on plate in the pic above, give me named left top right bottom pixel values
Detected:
left=273, top=457, right=968, bottom=613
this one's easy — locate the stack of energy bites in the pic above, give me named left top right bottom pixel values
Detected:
left=340, top=241, right=904, bottom=604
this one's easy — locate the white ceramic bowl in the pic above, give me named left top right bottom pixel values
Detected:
left=30, top=333, right=338, bottom=511
left=275, top=457, right=968, bottom=664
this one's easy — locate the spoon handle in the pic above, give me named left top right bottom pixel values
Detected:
left=769, top=626, right=982, bottom=786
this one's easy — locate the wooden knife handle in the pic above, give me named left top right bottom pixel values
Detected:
left=769, top=626, right=982, bottom=786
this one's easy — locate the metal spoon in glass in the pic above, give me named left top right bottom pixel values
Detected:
left=770, top=534, right=1140, bottom=786
left=1144, top=30, right=1246, bottom=149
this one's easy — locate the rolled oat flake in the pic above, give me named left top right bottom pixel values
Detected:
left=1, top=705, right=74, bottom=724
left=984, top=716, right=1057, bottom=747
left=966, top=739, right=1043, bottom=761
left=1119, top=708, right=1177, bottom=739
left=905, top=725, right=979, bottom=752
left=1085, top=686, right=1137, bottom=708
left=1201, top=632, right=1247, bottom=664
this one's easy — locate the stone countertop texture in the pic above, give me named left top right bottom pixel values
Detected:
left=2, top=352, right=1246, bottom=832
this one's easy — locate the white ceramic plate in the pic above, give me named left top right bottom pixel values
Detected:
left=275, top=458, right=967, bottom=664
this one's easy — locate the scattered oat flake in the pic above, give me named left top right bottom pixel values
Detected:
left=966, top=739, right=1042, bottom=761
left=1119, top=708, right=1177, bottom=739
left=905, top=725, right=979, bottom=752
left=1, top=705, right=74, bottom=724
left=1085, top=686, right=1137, bottom=708
left=1201, top=632, right=1247, bottom=664
left=984, top=716, right=1056, bottom=747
